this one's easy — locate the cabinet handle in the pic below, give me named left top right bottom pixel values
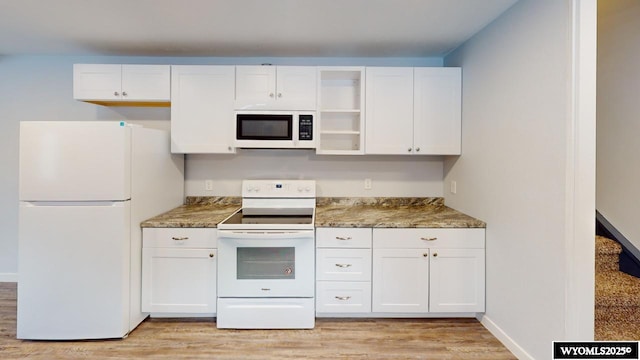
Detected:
left=335, top=296, right=351, bottom=301
left=420, top=237, right=437, bottom=241
left=423, top=253, right=428, bottom=257
left=114, top=91, right=119, bottom=96
left=228, top=146, right=232, bottom=151
left=261, top=288, right=271, bottom=291
left=416, top=147, right=420, bottom=152
left=433, top=253, right=438, bottom=257
left=171, top=236, right=189, bottom=241
left=335, top=236, right=352, bottom=241
left=122, top=91, right=127, bottom=97
left=209, top=253, right=214, bottom=258
left=408, top=148, right=412, bottom=152
left=277, top=93, right=282, bottom=98
left=269, top=93, right=274, bottom=98
left=335, top=263, right=352, bottom=268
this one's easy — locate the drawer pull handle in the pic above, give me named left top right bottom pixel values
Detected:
left=209, top=253, right=214, bottom=258
left=171, top=236, right=189, bottom=241
left=433, top=253, right=438, bottom=257
left=261, top=288, right=271, bottom=291
left=420, top=237, right=437, bottom=241
left=335, top=296, right=351, bottom=301
left=335, top=236, right=352, bottom=240
left=335, top=263, right=352, bottom=268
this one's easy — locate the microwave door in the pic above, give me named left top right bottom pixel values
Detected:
left=235, top=113, right=295, bottom=148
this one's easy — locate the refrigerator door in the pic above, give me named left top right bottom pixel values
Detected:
left=19, top=121, right=131, bottom=201
left=17, top=201, right=131, bottom=340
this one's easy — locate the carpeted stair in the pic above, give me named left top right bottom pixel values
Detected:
left=595, top=235, right=640, bottom=340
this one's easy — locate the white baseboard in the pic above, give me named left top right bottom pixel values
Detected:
left=0, top=273, right=18, bottom=282
left=479, top=314, right=534, bottom=360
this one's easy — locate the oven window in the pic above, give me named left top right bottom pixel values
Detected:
left=237, top=247, right=295, bottom=279
left=236, top=114, right=292, bottom=140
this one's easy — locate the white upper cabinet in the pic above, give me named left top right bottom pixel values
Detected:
left=365, top=67, right=462, bottom=155
left=235, top=66, right=316, bottom=110
left=73, top=64, right=170, bottom=104
left=365, top=67, right=414, bottom=154
left=414, top=68, right=461, bottom=155
left=170, top=65, right=236, bottom=154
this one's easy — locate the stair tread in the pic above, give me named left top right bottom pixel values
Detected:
left=596, top=235, right=622, bottom=255
left=596, top=270, right=640, bottom=307
left=595, top=319, right=640, bottom=341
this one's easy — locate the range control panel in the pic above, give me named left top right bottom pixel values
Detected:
left=242, top=180, right=316, bottom=198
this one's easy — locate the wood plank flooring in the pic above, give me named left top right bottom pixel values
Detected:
left=0, top=283, right=515, bottom=359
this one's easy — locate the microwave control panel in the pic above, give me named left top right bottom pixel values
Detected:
left=298, top=115, right=313, bottom=141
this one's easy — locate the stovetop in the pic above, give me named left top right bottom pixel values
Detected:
left=221, top=209, right=314, bottom=226
left=217, top=180, right=316, bottom=231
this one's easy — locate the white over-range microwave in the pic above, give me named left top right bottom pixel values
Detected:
left=234, top=111, right=316, bottom=149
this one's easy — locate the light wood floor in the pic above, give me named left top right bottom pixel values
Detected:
left=1, top=283, right=515, bottom=359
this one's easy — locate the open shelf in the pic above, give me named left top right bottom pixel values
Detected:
left=317, top=67, right=365, bottom=155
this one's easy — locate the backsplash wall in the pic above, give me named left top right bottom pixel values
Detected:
left=186, top=151, right=444, bottom=197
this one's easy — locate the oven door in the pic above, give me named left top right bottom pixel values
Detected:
left=217, top=230, right=315, bottom=297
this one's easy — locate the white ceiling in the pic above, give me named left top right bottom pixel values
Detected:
left=0, top=0, right=518, bottom=58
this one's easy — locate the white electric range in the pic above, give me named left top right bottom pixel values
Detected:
left=216, top=179, right=316, bottom=329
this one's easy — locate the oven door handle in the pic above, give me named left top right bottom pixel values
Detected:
left=217, top=231, right=314, bottom=240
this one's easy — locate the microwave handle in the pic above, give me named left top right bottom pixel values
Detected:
left=218, top=231, right=313, bottom=240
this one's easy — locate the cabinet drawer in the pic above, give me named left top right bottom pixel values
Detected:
left=143, top=228, right=217, bottom=248
left=316, top=228, right=372, bottom=248
left=316, top=249, right=371, bottom=281
left=316, top=281, right=371, bottom=313
left=373, top=228, right=484, bottom=249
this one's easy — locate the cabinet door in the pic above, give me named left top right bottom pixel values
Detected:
left=275, top=66, right=317, bottom=110
left=429, top=248, right=485, bottom=312
left=365, top=67, right=414, bottom=154
left=235, top=66, right=276, bottom=109
left=414, top=67, right=461, bottom=155
left=73, top=64, right=122, bottom=100
left=170, top=65, right=236, bottom=153
left=372, top=248, right=429, bottom=313
left=121, top=65, right=170, bottom=101
left=142, top=248, right=217, bottom=314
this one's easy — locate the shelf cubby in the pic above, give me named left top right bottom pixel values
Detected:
left=316, top=67, right=365, bottom=155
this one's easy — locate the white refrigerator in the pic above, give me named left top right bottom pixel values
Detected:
left=17, top=121, right=184, bottom=340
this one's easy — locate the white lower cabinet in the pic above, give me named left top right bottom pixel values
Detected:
left=315, top=228, right=372, bottom=315
left=428, top=248, right=485, bottom=312
left=372, top=228, right=485, bottom=314
left=142, top=228, right=217, bottom=316
left=372, top=248, right=429, bottom=313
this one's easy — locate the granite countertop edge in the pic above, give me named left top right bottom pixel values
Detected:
left=141, top=196, right=486, bottom=229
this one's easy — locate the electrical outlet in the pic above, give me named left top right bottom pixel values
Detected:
left=205, top=180, right=214, bottom=191
left=450, top=180, right=457, bottom=194
left=364, top=178, right=372, bottom=190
